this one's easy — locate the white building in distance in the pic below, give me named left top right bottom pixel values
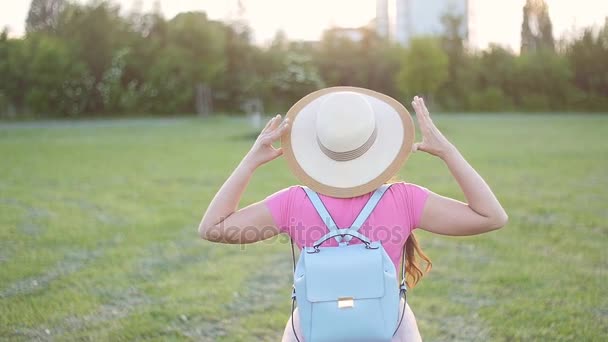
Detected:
left=376, top=0, right=474, bottom=46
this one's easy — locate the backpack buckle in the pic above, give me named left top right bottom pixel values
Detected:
left=365, top=241, right=379, bottom=250
left=306, top=246, right=320, bottom=254
left=337, top=297, right=354, bottom=309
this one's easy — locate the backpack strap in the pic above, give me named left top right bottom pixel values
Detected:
left=301, top=186, right=343, bottom=244
left=302, top=184, right=393, bottom=244
left=394, top=243, right=408, bottom=337
left=343, top=184, right=392, bottom=243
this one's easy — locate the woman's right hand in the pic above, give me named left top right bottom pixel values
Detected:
left=411, top=96, right=455, bottom=159
left=412, top=96, right=509, bottom=236
left=242, top=114, right=290, bottom=170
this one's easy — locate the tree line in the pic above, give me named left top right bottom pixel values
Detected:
left=1, top=0, right=607, bottom=118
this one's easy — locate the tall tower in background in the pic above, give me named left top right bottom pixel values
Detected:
left=376, top=0, right=389, bottom=38
left=394, top=0, right=411, bottom=44
left=467, top=0, right=476, bottom=47
left=378, top=0, right=470, bottom=46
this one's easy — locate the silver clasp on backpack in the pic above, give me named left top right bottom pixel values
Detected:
left=306, top=246, right=320, bottom=254
left=365, top=241, right=379, bottom=249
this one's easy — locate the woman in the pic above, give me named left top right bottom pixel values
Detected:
left=199, top=89, right=508, bottom=341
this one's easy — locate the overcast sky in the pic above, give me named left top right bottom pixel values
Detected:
left=2, top=0, right=607, bottom=51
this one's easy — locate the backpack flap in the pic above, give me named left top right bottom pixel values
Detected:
left=304, top=243, right=385, bottom=303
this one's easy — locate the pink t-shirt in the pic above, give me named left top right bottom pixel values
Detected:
left=264, top=182, right=430, bottom=268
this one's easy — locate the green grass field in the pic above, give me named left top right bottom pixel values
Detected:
left=1, top=114, right=606, bottom=341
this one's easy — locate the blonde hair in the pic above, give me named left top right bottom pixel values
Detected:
left=388, top=177, right=432, bottom=288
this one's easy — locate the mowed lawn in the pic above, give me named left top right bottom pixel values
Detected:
left=0, top=114, right=606, bottom=341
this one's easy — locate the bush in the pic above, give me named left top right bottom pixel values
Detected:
left=468, top=87, right=514, bottom=112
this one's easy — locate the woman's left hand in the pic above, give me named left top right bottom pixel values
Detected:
left=243, top=114, right=290, bottom=169
left=411, top=96, right=455, bottom=159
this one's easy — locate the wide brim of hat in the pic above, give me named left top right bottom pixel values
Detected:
left=281, top=87, right=415, bottom=198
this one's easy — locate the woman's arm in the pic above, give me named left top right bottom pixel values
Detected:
left=198, top=114, right=290, bottom=244
left=411, top=97, right=508, bottom=236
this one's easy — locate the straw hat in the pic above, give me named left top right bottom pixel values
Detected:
left=281, top=86, right=415, bottom=198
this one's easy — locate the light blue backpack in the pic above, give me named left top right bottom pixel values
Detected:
left=289, top=184, right=407, bottom=342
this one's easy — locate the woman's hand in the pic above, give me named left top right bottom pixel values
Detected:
left=411, top=96, right=508, bottom=235
left=199, top=114, right=289, bottom=243
left=243, top=114, right=290, bottom=169
left=411, top=96, right=455, bottom=159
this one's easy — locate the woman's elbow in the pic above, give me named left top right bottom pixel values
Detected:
left=488, top=211, right=509, bottom=230
left=198, top=224, right=208, bottom=240
left=198, top=223, right=218, bottom=241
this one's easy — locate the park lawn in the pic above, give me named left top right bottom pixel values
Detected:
left=0, top=114, right=606, bottom=341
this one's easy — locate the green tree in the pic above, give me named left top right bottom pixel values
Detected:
left=26, top=0, right=66, bottom=34
left=521, top=0, right=555, bottom=54
left=315, top=27, right=369, bottom=86
left=133, top=11, right=227, bottom=114
left=163, top=12, right=226, bottom=113
left=55, top=1, right=134, bottom=113
left=217, top=23, right=258, bottom=112
left=167, top=12, right=226, bottom=85
left=1, top=34, right=91, bottom=117
left=314, top=27, right=403, bottom=98
left=122, top=5, right=169, bottom=113
left=0, top=29, right=16, bottom=116
left=361, top=32, right=405, bottom=98
left=471, top=45, right=518, bottom=111
left=397, top=37, right=449, bottom=104
left=1, top=38, right=30, bottom=114
left=512, top=50, right=575, bottom=111
left=565, top=19, right=608, bottom=110
left=258, top=37, right=324, bottom=111
left=438, top=12, right=477, bottom=110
